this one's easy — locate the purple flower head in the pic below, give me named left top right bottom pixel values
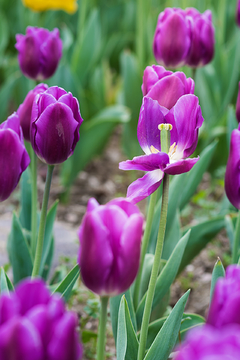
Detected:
left=175, top=324, right=240, bottom=359
left=78, top=197, right=144, bottom=296
left=0, top=113, right=30, bottom=202
left=207, top=265, right=240, bottom=328
left=119, top=68, right=204, bottom=204
left=0, top=278, right=82, bottom=360
left=236, top=82, right=240, bottom=123
left=15, top=27, right=62, bottom=80
left=225, top=128, right=240, bottom=209
left=153, top=8, right=191, bottom=68
left=185, top=8, right=215, bottom=67
left=237, top=0, right=240, bottom=27
left=30, top=86, right=83, bottom=165
left=17, top=83, right=48, bottom=142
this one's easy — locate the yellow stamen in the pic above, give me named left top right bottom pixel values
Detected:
left=150, top=145, right=159, bottom=154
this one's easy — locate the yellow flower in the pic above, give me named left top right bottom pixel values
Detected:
left=22, top=0, right=78, bottom=14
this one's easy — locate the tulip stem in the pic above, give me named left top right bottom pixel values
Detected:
left=31, top=148, right=38, bottom=256
left=137, top=174, right=170, bottom=360
left=133, top=190, right=158, bottom=309
left=232, top=210, right=240, bottom=264
left=32, top=165, right=54, bottom=277
left=97, top=296, right=109, bottom=360
left=191, top=68, right=197, bottom=82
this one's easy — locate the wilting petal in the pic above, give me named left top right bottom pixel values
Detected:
left=225, top=129, right=240, bottom=209
left=119, top=152, right=169, bottom=172
left=164, top=157, right=199, bottom=175
left=127, top=170, right=165, bottom=204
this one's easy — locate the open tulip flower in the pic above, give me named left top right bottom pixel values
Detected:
left=119, top=67, right=204, bottom=203
left=31, top=86, right=83, bottom=165
left=0, top=113, right=30, bottom=202
left=15, top=27, right=62, bottom=80
left=78, top=198, right=144, bottom=296
left=225, top=127, right=240, bottom=209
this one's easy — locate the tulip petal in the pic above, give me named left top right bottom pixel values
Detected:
left=225, top=129, right=240, bottom=209
left=59, top=94, right=83, bottom=127
left=126, top=169, right=165, bottom=204
left=0, top=293, right=20, bottom=325
left=164, top=157, right=199, bottom=175
left=108, top=198, right=141, bottom=217
left=142, top=65, right=172, bottom=96
left=137, top=97, right=165, bottom=154
left=119, top=152, right=169, bottom=172
left=16, top=33, right=41, bottom=79
left=40, top=28, right=62, bottom=79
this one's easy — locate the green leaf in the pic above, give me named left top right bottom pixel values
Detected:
left=7, top=213, right=33, bottom=284
left=0, top=12, right=9, bottom=54
left=143, top=290, right=190, bottom=360
left=226, top=105, right=238, bottom=150
left=19, top=167, right=32, bottom=231
left=61, top=105, right=130, bottom=187
left=145, top=313, right=205, bottom=349
left=39, top=201, right=58, bottom=276
left=136, top=231, right=190, bottom=329
left=0, top=267, right=14, bottom=293
left=117, top=296, right=139, bottom=360
left=52, top=264, right=79, bottom=302
left=225, top=214, right=234, bottom=251
left=41, top=237, right=54, bottom=281
left=179, top=216, right=225, bottom=273
left=210, top=258, right=225, bottom=301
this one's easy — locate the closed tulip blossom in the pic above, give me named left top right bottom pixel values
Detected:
left=153, top=8, right=191, bottom=68
left=185, top=8, right=214, bottom=67
left=78, top=198, right=144, bottom=296
left=0, top=113, right=30, bottom=202
left=174, top=325, right=240, bottom=359
left=15, top=27, right=62, bottom=80
left=17, top=83, right=48, bottom=142
left=119, top=67, right=204, bottom=203
left=30, top=86, right=83, bottom=165
left=21, top=0, right=78, bottom=14
left=207, top=265, right=240, bottom=328
left=0, top=278, right=82, bottom=360
left=225, top=127, right=240, bottom=209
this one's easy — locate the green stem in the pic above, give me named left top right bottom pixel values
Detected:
left=97, top=296, right=109, bottom=360
left=191, top=68, right=197, bottom=82
left=32, top=165, right=54, bottom=277
left=232, top=210, right=240, bottom=264
left=137, top=174, right=170, bottom=360
left=31, top=148, right=38, bottom=256
left=133, top=190, right=158, bottom=309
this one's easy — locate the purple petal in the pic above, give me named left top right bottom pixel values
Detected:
left=225, top=129, right=240, bottom=209
left=108, top=197, right=142, bottom=217
left=38, top=93, right=57, bottom=114
left=59, top=94, right=83, bottom=127
left=32, top=102, right=79, bottom=164
left=142, top=65, right=172, bottom=96
left=137, top=97, right=165, bottom=154
left=164, top=157, right=199, bottom=175
left=40, top=28, right=62, bottom=79
left=15, top=278, right=51, bottom=315
left=0, top=293, right=20, bottom=325
left=126, top=170, right=165, bottom=204
left=79, top=211, right=114, bottom=295
left=119, top=152, right=169, bottom=172
left=46, top=86, right=67, bottom=100
left=16, top=32, right=41, bottom=79
left=236, top=82, right=240, bottom=123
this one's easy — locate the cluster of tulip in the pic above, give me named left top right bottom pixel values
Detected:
left=1, top=1, right=240, bottom=360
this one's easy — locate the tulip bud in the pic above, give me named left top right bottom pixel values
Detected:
left=185, top=8, right=215, bottom=67
left=17, top=83, right=48, bottom=142
left=225, top=128, right=240, bottom=209
left=21, top=0, right=78, bottom=14
left=153, top=8, right=191, bottom=68
left=207, top=265, right=240, bottom=328
left=0, top=113, right=30, bottom=202
left=15, top=27, right=62, bottom=80
left=236, top=82, right=240, bottom=123
left=78, top=198, right=144, bottom=296
left=30, top=86, right=83, bottom=165
left=0, top=278, right=82, bottom=360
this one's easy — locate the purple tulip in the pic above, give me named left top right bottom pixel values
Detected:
left=225, top=128, right=240, bottom=209
left=15, top=27, right=62, bottom=80
left=175, top=325, right=240, bottom=359
left=153, top=8, right=191, bottom=68
left=0, top=113, right=30, bottom=202
left=207, top=265, right=240, bottom=328
left=30, top=86, right=83, bottom=165
left=0, top=278, right=82, bottom=360
left=237, top=0, right=240, bottom=27
left=185, top=8, right=215, bottom=67
left=119, top=68, right=204, bottom=203
left=17, top=83, right=48, bottom=142
left=78, top=198, right=144, bottom=296
left=236, top=82, right=240, bottom=123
